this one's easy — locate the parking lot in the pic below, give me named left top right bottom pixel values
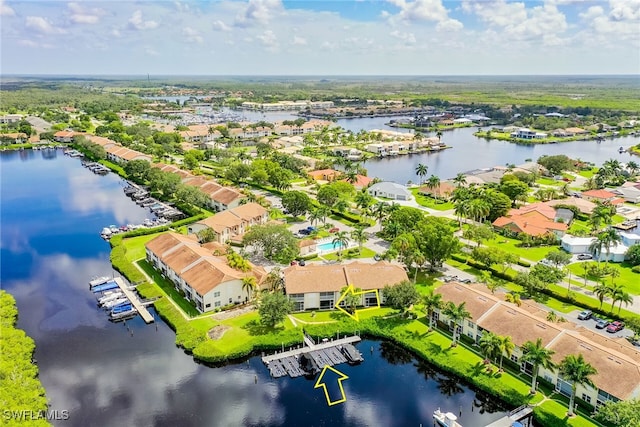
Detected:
left=564, top=309, right=634, bottom=340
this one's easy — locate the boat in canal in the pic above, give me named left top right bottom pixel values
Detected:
left=89, top=276, right=110, bottom=288
left=433, top=408, right=461, bottom=427
left=340, top=343, right=364, bottom=364
left=91, top=281, right=119, bottom=293
left=103, top=297, right=129, bottom=309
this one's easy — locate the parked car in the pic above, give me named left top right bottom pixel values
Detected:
left=595, top=319, right=610, bottom=329
left=306, top=226, right=317, bottom=232
left=329, top=227, right=339, bottom=233
left=298, top=260, right=306, bottom=266
left=290, top=260, right=298, bottom=266
left=373, top=254, right=381, bottom=261
left=607, top=321, right=625, bottom=333
left=298, top=229, right=311, bottom=235
left=577, top=253, right=593, bottom=260
left=460, top=278, right=472, bottom=284
left=577, top=310, right=593, bottom=320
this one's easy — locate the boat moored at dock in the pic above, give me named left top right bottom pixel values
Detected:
left=433, top=409, right=461, bottom=427
left=89, top=276, right=110, bottom=288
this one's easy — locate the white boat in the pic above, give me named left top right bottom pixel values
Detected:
left=103, top=297, right=129, bottom=309
left=89, top=276, right=110, bottom=288
left=98, top=292, right=124, bottom=305
left=100, top=227, right=112, bottom=236
left=433, top=408, right=460, bottom=427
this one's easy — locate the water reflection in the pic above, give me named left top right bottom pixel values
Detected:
left=1, top=151, right=511, bottom=427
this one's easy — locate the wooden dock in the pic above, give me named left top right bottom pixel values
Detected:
left=113, top=277, right=154, bottom=323
left=262, top=335, right=362, bottom=378
left=485, top=405, right=534, bottom=427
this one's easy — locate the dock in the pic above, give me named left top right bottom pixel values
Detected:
left=262, top=335, right=362, bottom=378
left=113, top=277, right=154, bottom=324
left=485, top=404, right=534, bottom=427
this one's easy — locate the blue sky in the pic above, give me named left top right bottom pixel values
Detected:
left=1, top=0, right=639, bottom=75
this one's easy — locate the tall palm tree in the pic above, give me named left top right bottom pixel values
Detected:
left=498, top=335, right=515, bottom=371
left=616, top=291, right=633, bottom=314
left=350, top=226, right=367, bottom=254
left=598, top=228, right=622, bottom=263
left=331, top=231, right=350, bottom=260
left=593, top=282, right=610, bottom=309
left=422, top=291, right=442, bottom=331
left=241, top=276, right=257, bottom=302
left=354, top=190, right=373, bottom=211
left=372, top=201, right=389, bottom=226
left=627, top=161, right=639, bottom=177
left=559, top=354, right=598, bottom=417
left=415, top=163, right=428, bottom=185
left=442, top=301, right=471, bottom=347
left=479, top=332, right=502, bottom=371
left=454, top=199, right=469, bottom=227
left=316, top=205, right=331, bottom=225
left=307, top=209, right=322, bottom=227
left=521, top=338, right=556, bottom=394
left=467, top=198, right=491, bottom=223
left=504, top=292, right=522, bottom=307
left=427, top=174, right=441, bottom=200
left=453, top=173, right=467, bottom=187
left=607, top=283, right=627, bottom=313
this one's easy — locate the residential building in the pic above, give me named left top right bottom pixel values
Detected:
left=581, top=189, right=623, bottom=204
left=561, top=234, right=628, bottom=262
left=418, top=181, right=456, bottom=200
left=308, top=169, right=340, bottom=182
left=188, top=203, right=268, bottom=243
left=610, top=186, right=640, bottom=204
left=545, top=197, right=597, bottom=215
left=510, top=128, right=548, bottom=140
left=105, top=145, right=152, bottom=163
left=367, top=182, right=413, bottom=201
left=145, top=232, right=266, bottom=312
left=492, top=203, right=569, bottom=238
left=0, top=114, right=23, bottom=124
left=53, top=130, right=80, bottom=143
left=435, top=282, right=640, bottom=407
left=0, top=132, right=28, bottom=144
left=283, top=261, right=408, bottom=311
left=341, top=174, right=373, bottom=190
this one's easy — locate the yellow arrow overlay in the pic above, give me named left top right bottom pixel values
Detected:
left=335, top=284, right=380, bottom=321
left=314, top=365, right=349, bottom=406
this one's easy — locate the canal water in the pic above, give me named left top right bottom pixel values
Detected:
left=1, top=149, right=511, bottom=427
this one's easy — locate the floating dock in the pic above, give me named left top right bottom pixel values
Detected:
left=113, top=277, right=154, bottom=323
left=485, top=404, right=534, bottom=427
left=262, top=335, right=362, bottom=379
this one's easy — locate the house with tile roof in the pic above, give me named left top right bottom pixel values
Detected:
left=145, top=232, right=266, bottom=312
left=581, top=189, right=624, bottom=205
left=283, top=261, right=408, bottom=311
left=0, top=132, right=28, bottom=144
left=53, top=130, right=82, bottom=143
left=435, top=282, right=640, bottom=407
left=105, top=145, right=152, bottom=163
left=188, top=203, right=268, bottom=243
left=492, top=203, right=569, bottom=238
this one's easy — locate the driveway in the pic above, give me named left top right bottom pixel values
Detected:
left=563, top=310, right=634, bottom=340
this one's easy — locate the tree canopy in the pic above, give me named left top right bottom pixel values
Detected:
left=242, top=223, right=300, bottom=264
left=258, top=292, right=294, bottom=327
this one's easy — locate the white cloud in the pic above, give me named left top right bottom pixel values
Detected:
left=183, top=27, right=204, bottom=44
left=292, top=35, right=307, bottom=46
left=68, top=2, right=105, bottom=25
left=390, top=30, right=416, bottom=45
left=608, top=0, right=640, bottom=21
left=579, top=0, right=639, bottom=41
left=463, top=1, right=568, bottom=45
left=387, top=0, right=462, bottom=29
left=257, top=29, right=278, bottom=49
left=25, top=16, right=67, bottom=35
left=212, top=20, right=231, bottom=32
left=234, top=0, right=283, bottom=27
left=18, top=39, right=39, bottom=48
left=144, top=47, right=159, bottom=56
left=1, top=0, right=15, bottom=16
left=128, top=10, right=158, bottom=31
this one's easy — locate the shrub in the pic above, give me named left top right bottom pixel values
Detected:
left=632, top=265, right=640, bottom=273
left=517, top=259, right=531, bottom=267
left=451, top=253, right=468, bottom=263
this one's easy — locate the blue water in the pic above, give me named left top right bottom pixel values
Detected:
left=318, top=241, right=345, bottom=252
left=1, top=149, right=510, bottom=427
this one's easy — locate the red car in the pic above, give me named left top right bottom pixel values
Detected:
left=606, top=321, right=624, bottom=333
left=329, top=227, right=339, bottom=233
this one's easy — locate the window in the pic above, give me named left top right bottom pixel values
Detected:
left=510, top=354, right=519, bottom=363
left=205, top=303, right=211, bottom=308
left=214, top=291, right=221, bottom=297
left=215, top=301, right=221, bottom=308
left=229, top=298, right=232, bottom=303
left=582, top=394, right=591, bottom=404
left=467, top=320, right=474, bottom=328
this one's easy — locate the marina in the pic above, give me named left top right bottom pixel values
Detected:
left=88, top=276, right=155, bottom=323
left=262, top=334, right=363, bottom=379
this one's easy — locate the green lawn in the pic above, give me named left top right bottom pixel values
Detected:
left=482, top=235, right=557, bottom=262
left=322, top=247, right=376, bottom=261
left=536, top=177, right=561, bottom=186
left=137, top=260, right=200, bottom=317
left=567, top=261, right=640, bottom=296
left=578, top=168, right=599, bottom=179
left=410, top=188, right=454, bottom=211
left=291, top=307, right=397, bottom=323
left=123, top=233, right=163, bottom=262
left=534, top=400, right=601, bottom=427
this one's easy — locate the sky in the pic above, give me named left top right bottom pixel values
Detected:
left=1, top=0, right=639, bottom=76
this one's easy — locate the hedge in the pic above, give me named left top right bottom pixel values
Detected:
left=109, top=238, right=146, bottom=284
left=517, top=259, right=531, bottom=268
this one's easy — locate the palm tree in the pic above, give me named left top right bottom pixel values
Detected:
left=350, top=226, right=367, bottom=254
left=559, top=354, right=598, bottom=416
left=616, top=291, right=633, bottom=314
left=521, top=338, right=556, bottom=394
left=241, top=276, right=257, bottom=302
left=454, top=199, right=469, bottom=227
left=479, top=332, right=502, bottom=371
left=627, top=161, right=639, bottom=177
left=372, top=201, right=389, bottom=226
left=504, top=292, right=522, bottom=307
left=354, top=190, right=373, bottom=211
left=427, top=174, right=441, bottom=200
left=422, top=291, right=442, bottom=331
left=334, top=199, right=349, bottom=213
left=442, top=301, right=471, bottom=347
left=453, top=173, right=467, bottom=187
left=467, top=198, right=491, bottom=223
left=316, top=205, right=331, bottom=225
left=593, top=282, right=610, bottom=309
left=598, top=228, right=622, bottom=263
left=415, top=163, right=428, bottom=185
left=608, top=283, right=627, bottom=313
left=498, top=335, right=515, bottom=371
left=332, top=231, right=350, bottom=260
left=307, top=209, right=322, bottom=227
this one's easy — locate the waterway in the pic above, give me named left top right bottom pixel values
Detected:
left=1, top=149, right=510, bottom=427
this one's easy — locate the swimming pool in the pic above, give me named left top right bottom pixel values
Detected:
left=317, top=241, right=345, bottom=252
